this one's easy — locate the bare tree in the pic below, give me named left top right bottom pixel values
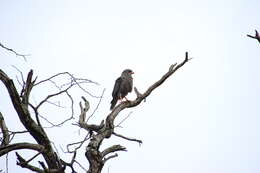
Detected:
left=0, top=43, right=190, bottom=173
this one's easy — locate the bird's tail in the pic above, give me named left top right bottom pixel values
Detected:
left=110, top=98, right=118, bottom=110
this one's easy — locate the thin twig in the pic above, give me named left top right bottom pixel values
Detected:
left=66, top=134, right=90, bottom=153
left=0, top=42, right=29, bottom=61
left=115, top=111, right=132, bottom=128
left=112, top=132, right=142, bottom=145
left=87, top=88, right=106, bottom=122
left=34, top=72, right=100, bottom=98
left=74, top=160, right=88, bottom=172
left=11, top=65, right=25, bottom=88
left=6, top=153, right=8, bottom=173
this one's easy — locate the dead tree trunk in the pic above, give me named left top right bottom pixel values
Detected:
left=77, top=52, right=191, bottom=173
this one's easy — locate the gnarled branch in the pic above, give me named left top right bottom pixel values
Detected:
left=84, top=52, right=191, bottom=173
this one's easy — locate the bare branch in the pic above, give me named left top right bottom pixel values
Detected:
left=38, top=161, right=47, bottom=171
left=85, top=52, right=190, bottom=173
left=103, top=153, right=118, bottom=163
left=39, top=91, right=75, bottom=128
left=101, top=145, right=126, bottom=158
left=247, top=29, right=260, bottom=44
left=21, top=70, right=35, bottom=105
left=0, top=112, right=10, bottom=147
left=11, top=65, right=26, bottom=89
left=77, top=96, right=105, bottom=133
left=35, top=72, right=98, bottom=86
left=77, top=122, right=104, bottom=133
left=0, top=142, right=44, bottom=157
left=25, top=152, right=41, bottom=164
left=134, top=87, right=142, bottom=98
left=74, top=159, right=88, bottom=172
left=115, top=112, right=132, bottom=128
left=34, top=71, right=100, bottom=98
left=79, top=96, right=90, bottom=124
left=8, top=130, right=29, bottom=143
left=66, top=134, right=90, bottom=153
left=0, top=42, right=29, bottom=61
left=107, top=52, right=191, bottom=126
left=16, top=152, right=44, bottom=173
left=112, top=132, right=142, bottom=145
left=36, top=85, right=73, bottom=110
left=87, top=88, right=106, bottom=122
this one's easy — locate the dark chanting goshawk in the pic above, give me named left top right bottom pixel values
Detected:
left=110, top=69, right=134, bottom=110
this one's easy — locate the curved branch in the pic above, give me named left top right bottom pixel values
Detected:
left=103, top=153, right=118, bottom=163
left=101, top=145, right=126, bottom=157
left=0, top=142, right=44, bottom=156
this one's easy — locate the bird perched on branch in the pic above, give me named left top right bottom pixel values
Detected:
left=110, top=69, right=134, bottom=110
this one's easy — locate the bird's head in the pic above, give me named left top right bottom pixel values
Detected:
left=122, top=69, right=134, bottom=76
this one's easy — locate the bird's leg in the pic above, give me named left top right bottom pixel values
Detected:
left=119, top=96, right=123, bottom=103
left=123, top=97, right=130, bottom=102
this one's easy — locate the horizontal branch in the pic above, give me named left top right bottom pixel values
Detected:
left=0, top=142, right=44, bottom=157
left=78, top=122, right=104, bottom=133
left=112, top=132, right=142, bottom=145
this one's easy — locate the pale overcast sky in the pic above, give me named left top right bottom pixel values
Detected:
left=0, top=0, right=259, bottom=173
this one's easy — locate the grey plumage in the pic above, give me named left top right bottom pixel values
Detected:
left=110, top=69, right=134, bottom=110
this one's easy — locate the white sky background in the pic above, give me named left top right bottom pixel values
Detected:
left=0, top=0, right=260, bottom=172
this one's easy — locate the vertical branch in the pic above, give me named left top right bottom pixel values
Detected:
left=0, top=112, right=10, bottom=147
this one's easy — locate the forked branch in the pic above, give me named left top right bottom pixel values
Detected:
left=247, top=30, right=260, bottom=44
left=84, top=52, right=191, bottom=173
